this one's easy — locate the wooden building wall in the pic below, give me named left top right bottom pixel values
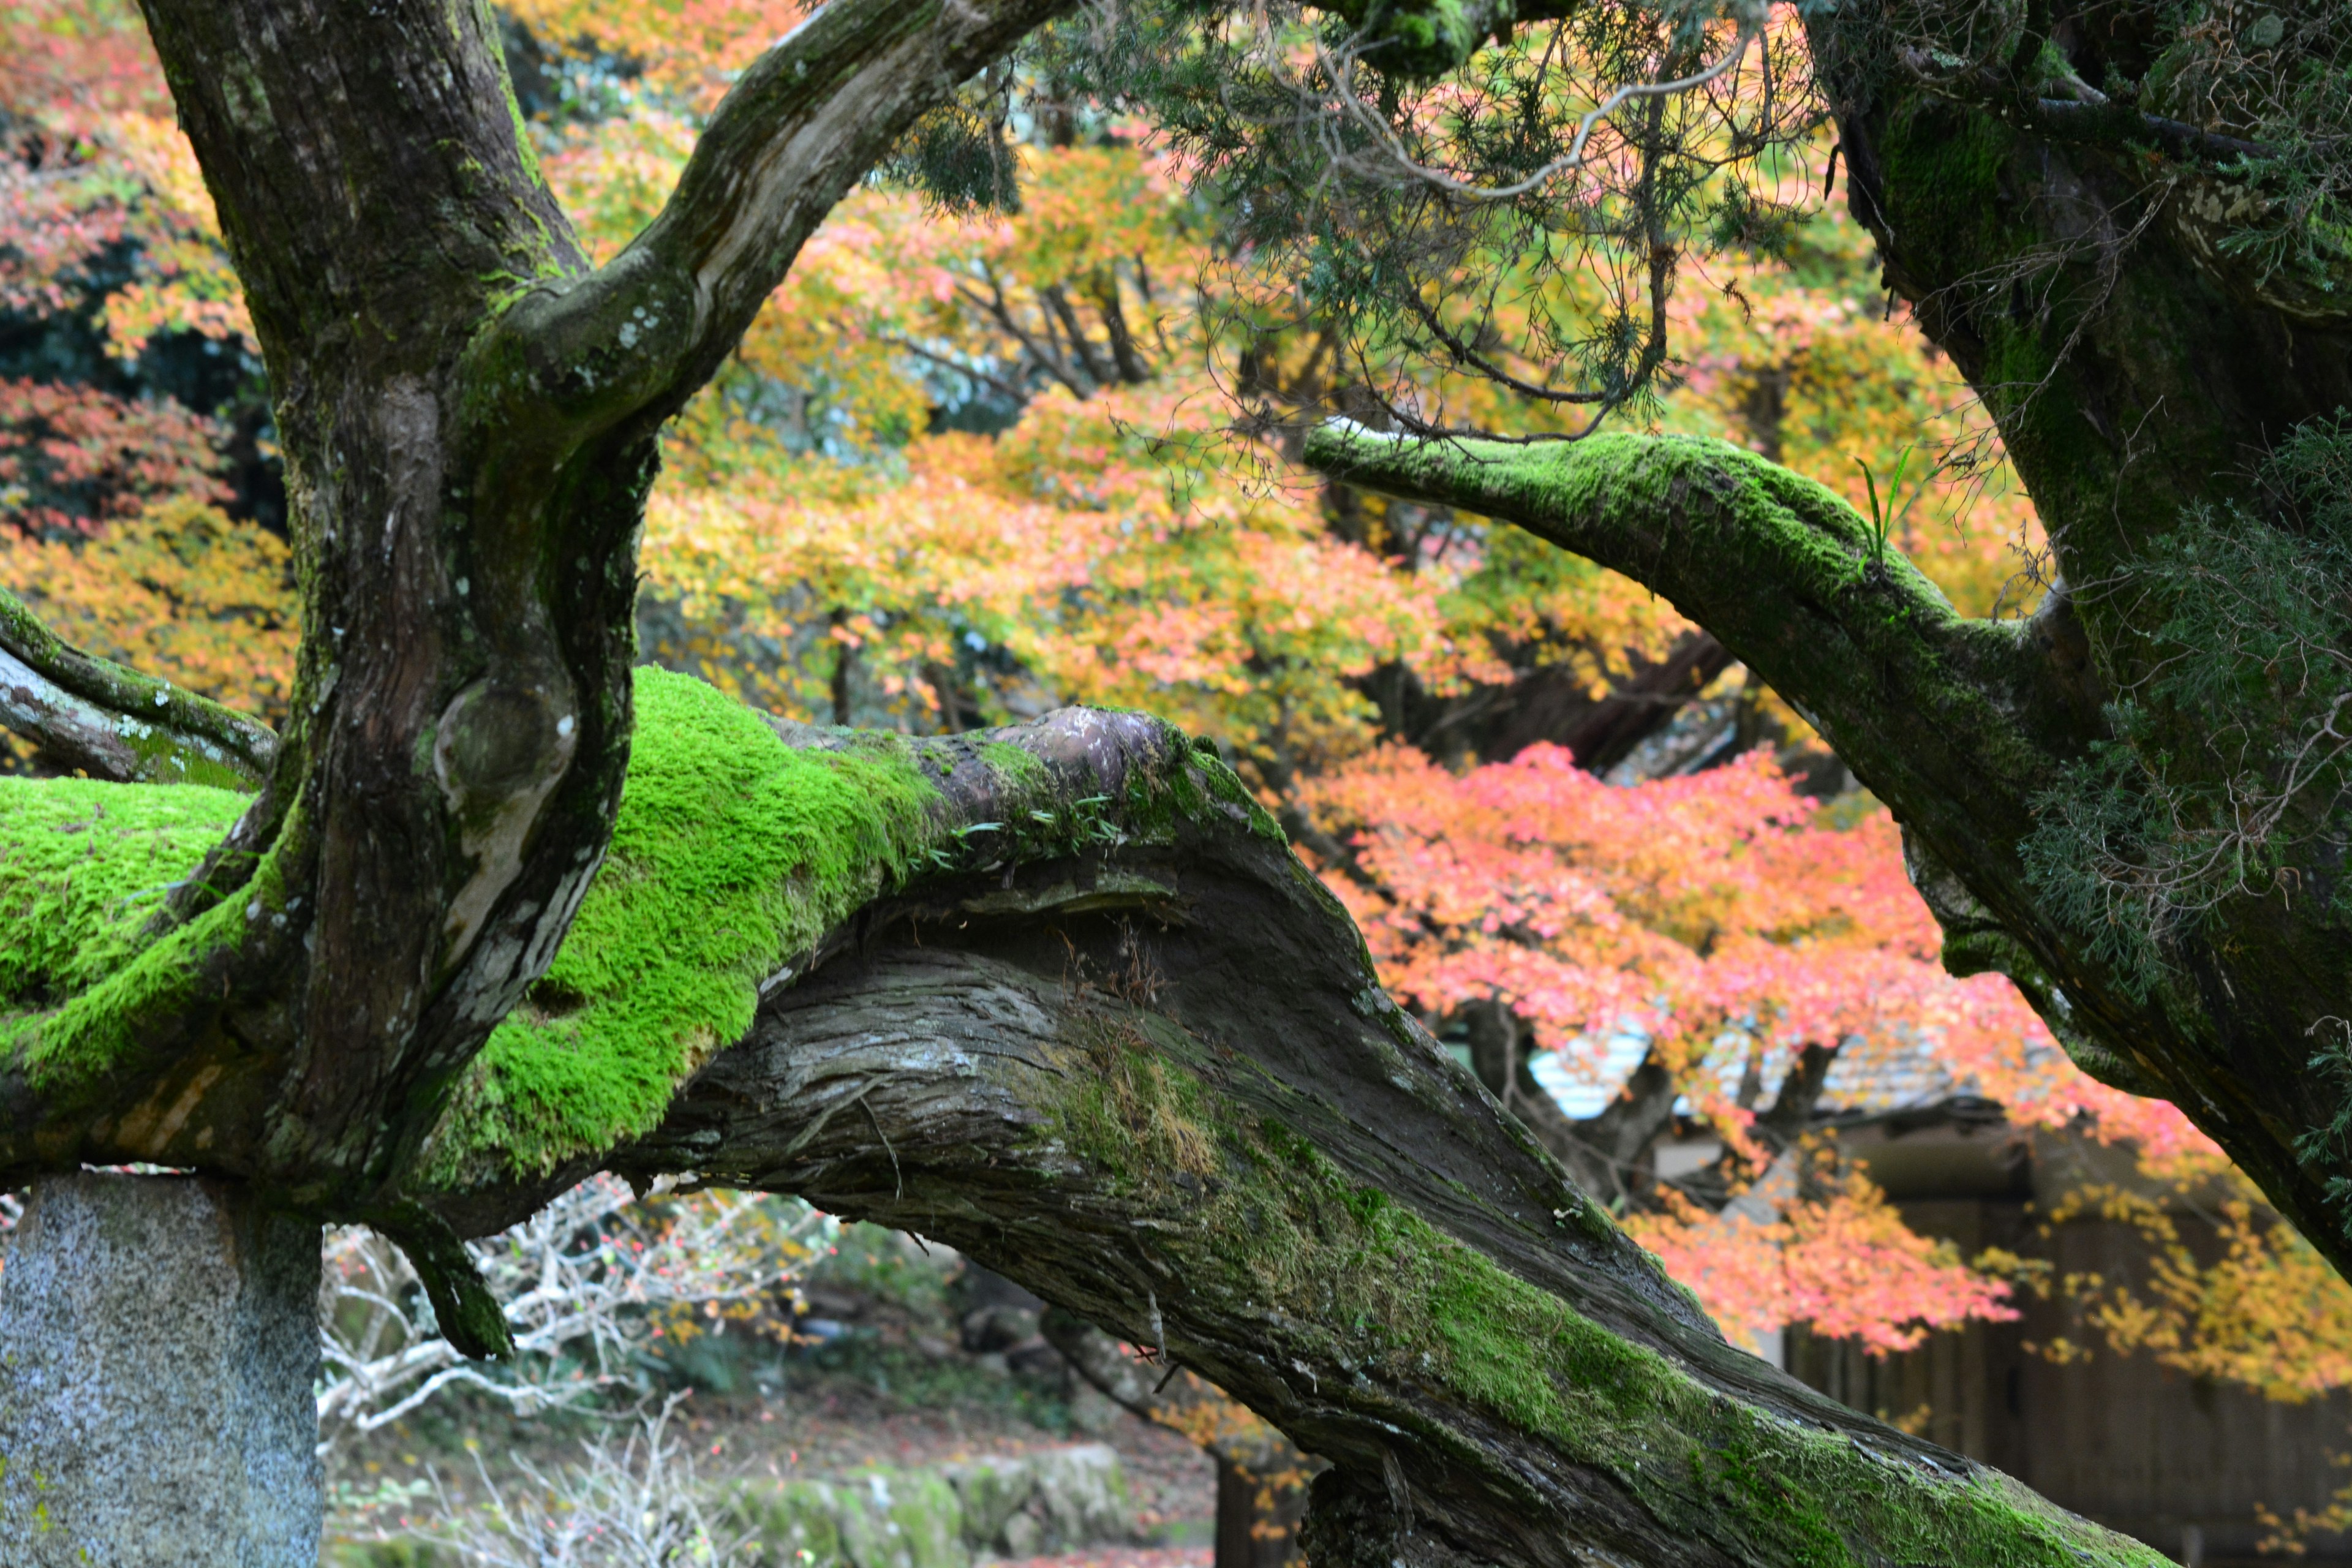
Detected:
left=1787, top=1174, right=2352, bottom=1566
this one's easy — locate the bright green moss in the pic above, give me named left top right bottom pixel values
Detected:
left=423, top=667, right=943, bottom=1182
left=0, top=777, right=246, bottom=1011
left=0, top=668, right=1269, bottom=1177
left=0, top=777, right=255, bottom=1082
left=978, top=739, right=1050, bottom=791
left=1040, top=1024, right=2164, bottom=1568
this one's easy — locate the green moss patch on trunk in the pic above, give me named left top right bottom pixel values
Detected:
left=1037, top=1009, right=2166, bottom=1568
left=420, top=667, right=944, bottom=1183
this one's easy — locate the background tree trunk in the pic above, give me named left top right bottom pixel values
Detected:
left=1216, top=1457, right=1314, bottom=1568
left=0, top=1173, right=322, bottom=1565
left=1045, top=1309, right=1323, bottom=1568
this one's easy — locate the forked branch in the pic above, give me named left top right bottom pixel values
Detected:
left=492, top=0, right=1083, bottom=441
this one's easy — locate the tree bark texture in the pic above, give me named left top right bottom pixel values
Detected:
left=412, top=719, right=2160, bottom=1568
left=0, top=0, right=1081, bottom=1230
left=1299, top=398, right=2352, bottom=1284
left=0, top=1173, right=322, bottom=1566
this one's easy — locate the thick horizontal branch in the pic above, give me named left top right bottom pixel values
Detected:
left=436, top=827, right=2160, bottom=1568
left=0, top=661, right=2162, bottom=1561
left=0, top=584, right=277, bottom=790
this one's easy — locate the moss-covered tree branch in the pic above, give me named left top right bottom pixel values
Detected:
left=1298, top=417, right=2352, bottom=1287
left=0, top=656, right=2167, bottom=1565
left=0, top=583, right=276, bottom=790
left=1299, top=421, right=2094, bottom=916
left=0, top=671, right=1268, bottom=1191
left=417, top=756, right=2160, bottom=1568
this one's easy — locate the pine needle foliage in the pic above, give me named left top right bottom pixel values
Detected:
left=957, top=0, right=1828, bottom=437
left=2026, top=413, right=2352, bottom=990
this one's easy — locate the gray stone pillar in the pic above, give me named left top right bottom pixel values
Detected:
left=0, top=1173, right=322, bottom=1566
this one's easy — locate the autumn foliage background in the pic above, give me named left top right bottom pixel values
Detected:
left=4, top=0, right=2349, bottom=1525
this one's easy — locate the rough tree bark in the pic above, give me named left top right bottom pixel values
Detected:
left=426, top=699, right=2157, bottom=1568
left=0, top=0, right=1082, bottom=1351
left=0, top=0, right=2283, bottom=1565
left=1297, top=0, right=2352, bottom=1283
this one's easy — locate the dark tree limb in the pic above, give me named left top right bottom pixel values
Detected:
left=502, top=0, right=1086, bottom=443
left=3, top=656, right=2161, bottom=1566
left=1297, top=424, right=2092, bottom=946
left=0, top=584, right=276, bottom=789
left=418, top=777, right=2160, bottom=1568
left=1290, top=0, right=2352, bottom=1285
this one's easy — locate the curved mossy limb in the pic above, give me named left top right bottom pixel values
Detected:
left=1297, top=418, right=2352, bottom=1279
left=0, top=584, right=279, bottom=791
left=467, top=868, right=2165, bottom=1568
left=1298, top=422, right=2079, bottom=863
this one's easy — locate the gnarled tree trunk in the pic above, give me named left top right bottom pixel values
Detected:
left=0, top=0, right=2301, bottom=1563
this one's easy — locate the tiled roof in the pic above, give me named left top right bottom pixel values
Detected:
left=1529, top=1029, right=2052, bottom=1122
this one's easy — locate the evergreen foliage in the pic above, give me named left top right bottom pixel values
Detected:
left=2025, top=413, right=2352, bottom=989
